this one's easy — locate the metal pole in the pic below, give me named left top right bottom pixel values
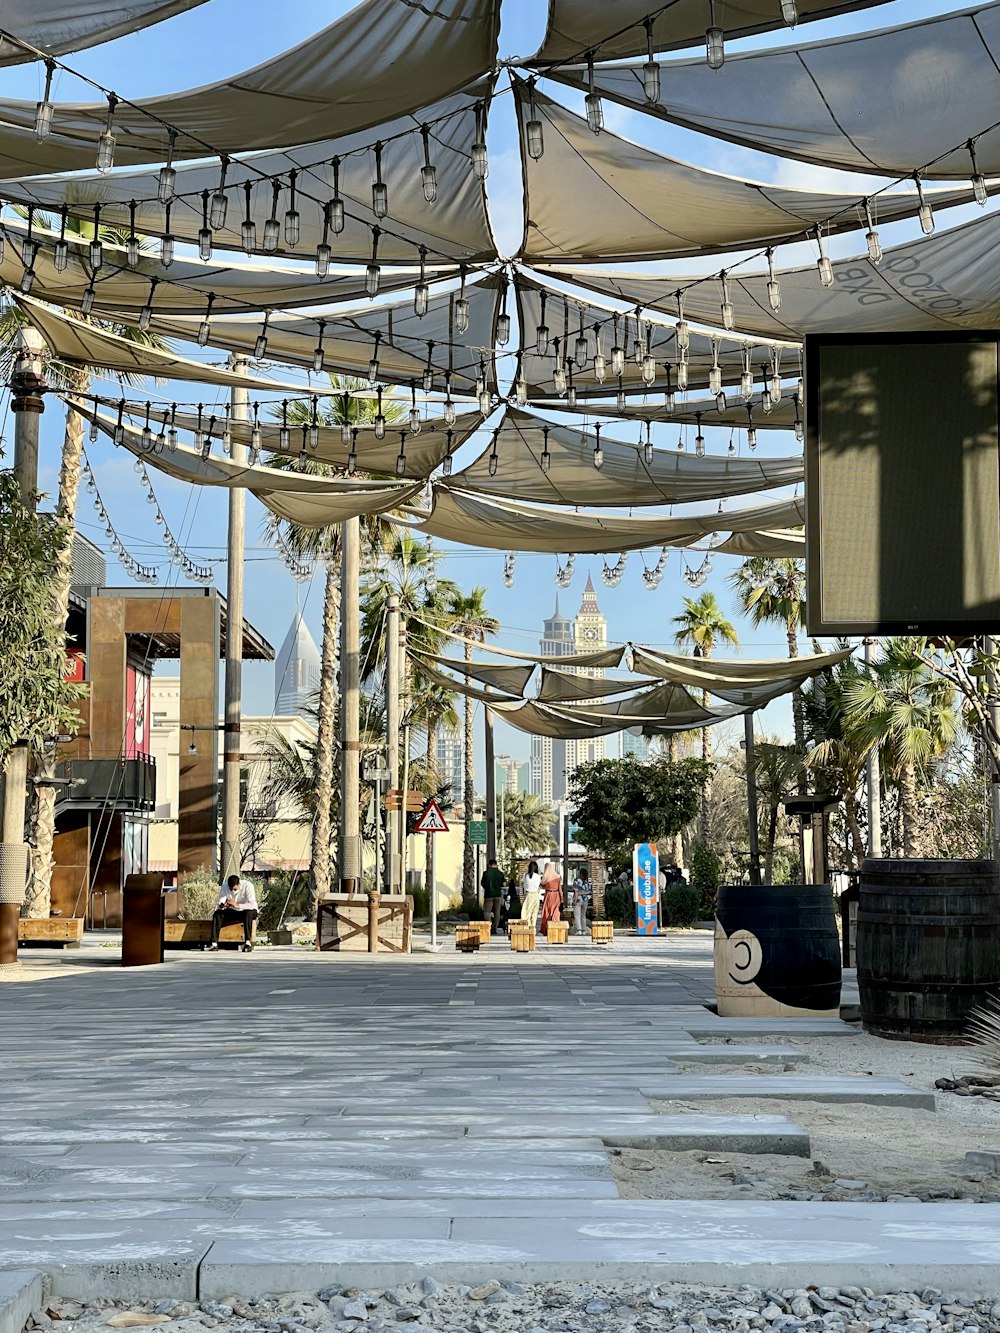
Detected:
left=864, top=639, right=883, bottom=859
left=744, top=711, right=762, bottom=885
left=400, top=724, right=411, bottom=895
left=985, top=636, right=1000, bottom=865
left=220, top=358, right=248, bottom=882
left=339, top=516, right=362, bottom=893
left=429, top=832, right=437, bottom=949
left=484, top=704, right=496, bottom=863
left=385, top=595, right=401, bottom=892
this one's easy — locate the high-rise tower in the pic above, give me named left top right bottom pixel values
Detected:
left=530, top=596, right=575, bottom=802
left=567, top=573, right=607, bottom=777
left=274, top=612, right=321, bottom=718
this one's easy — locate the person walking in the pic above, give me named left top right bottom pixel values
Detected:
left=540, top=860, right=563, bottom=937
left=480, top=857, right=505, bottom=935
left=520, top=860, right=541, bottom=930
left=571, top=867, right=591, bottom=935
left=209, top=873, right=258, bottom=952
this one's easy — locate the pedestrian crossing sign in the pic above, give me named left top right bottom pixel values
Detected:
left=413, top=799, right=449, bottom=834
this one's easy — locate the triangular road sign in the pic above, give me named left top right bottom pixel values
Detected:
left=413, top=799, right=449, bottom=834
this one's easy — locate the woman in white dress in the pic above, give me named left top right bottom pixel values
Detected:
left=520, top=860, right=541, bottom=929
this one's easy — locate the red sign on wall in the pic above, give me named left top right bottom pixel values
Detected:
left=64, top=649, right=86, bottom=683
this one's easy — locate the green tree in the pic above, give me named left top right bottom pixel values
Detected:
left=497, top=790, right=554, bottom=861
left=729, top=557, right=807, bottom=761
left=672, top=591, right=739, bottom=842
left=843, top=637, right=958, bottom=857
left=803, top=652, right=874, bottom=868
left=749, top=737, right=805, bottom=882
left=447, top=587, right=499, bottom=898
left=568, top=755, right=711, bottom=867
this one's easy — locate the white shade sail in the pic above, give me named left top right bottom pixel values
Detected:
left=545, top=3, right=1000, bottom=178
left=454, top=407, right=803, bottom=505
left=712, top=529, right=805, bottom=557
left=16, top=294, right=319, bottom=393
left=425, top=654, right=537, bottom=695
left=535, top=668, right=658, bottom=704
left=628, top=644, right=853, bottom=706
left=531, top=0, right=891, bottom=62
left=516, top=87, right=976, bottom=265
left=0, top=88, right=496, bottom=266
left=550, top=210, right=1000, bottom=339
left=414, top=485, right=805, bottom=554
left=0, top=0, right=501, bottom=178
left=139, top=273, right=504, bottom=394
left=257, top=483, right=424, bottom=529
left=0, top=1, right=208, bottom=64
left=538, top=391, right=801, bottom=430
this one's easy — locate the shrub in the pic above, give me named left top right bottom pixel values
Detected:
left=603, top=882, right=635, bottom=927
left=409, top=885, right=430, bottom=919
left=178, top=865, right=218, bottom=921
left=460, top=895, right=485, bottom=921
left=690, top=844, right=723, bottom=916
left=661, top=880, right=702, bottom=928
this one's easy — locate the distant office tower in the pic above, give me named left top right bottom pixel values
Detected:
left=435, top=726, right=463, bottom=801
left=495, top=756, right=528, bottom=795
left=274, top=612, right=321, bottom=717
left=622, top=730, right=651, bottom=761
left=530, top=596, right=575, bottom=802
left=566, top=573, right=607, bottom=780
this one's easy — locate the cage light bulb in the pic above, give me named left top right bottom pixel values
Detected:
left=526, top=116, right=544, bottom=160
left=642, top=354, right=656, bottom=386
left=740, top=369, right=754, bottom=401
left=553, top=362, right=567, bottom=395
left=479, top=389, right=491, bottom=415
left=611, top=344, right=624, bottom=377
left=969, top=139, right=988, bottom=205
left=79, top=283, right=95, bottom=313
left=914, top=175, right=935, bottom=236
left=375, top=414, right=386, bottom=440
left=536, top=322, right=549, bottom=356
left=35, top=61, right=55, bottom=141
left=695, top=430, right=706, bottom=457
left=593, top=351, right=606, bottom=383
left=496, top=310, right=511, bottom=346
left=864, top=201, right=882, bottom=265
left=96, top=95, right=117, bottom=172
left=420, top=125, right=438, bottom=203
left=676, top=358, right=688, bottom=392
left=54, top=239, right=68, bottom=273
left=814, top=227, right=834, bottom=287
left=781, top=0, right=798, bottom=25
left=643, top=439, right=654, bottom=466
left=515, top=375, right=528, bottom=408
left=330, top=157, right=345, bottom=235
left=585, top=55, right=604, bottom=133
left=706, top=0, right=725, bottom=70
left=747, top=424, right=757, bottom=451
left=414, top=282, right=429, bottom=318
left=410, top=408, right=422, bottom=435
left=720, top=273, right=735, bottom=330
left=210, top=159, right=229, bottom=229
left=766, top=249, right=782, bottom=311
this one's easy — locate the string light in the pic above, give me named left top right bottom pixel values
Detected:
left=198, top=189, right=213, bottom=261
left=643, top=420, right=654, bottom=466
left=566, top=359, right=577, bottom=408
left=279, top=400, right=290, bottom=451
left=368, top=330, right=381, bottom=383
left=766, top=248, right=781, bottom=311
left=642, top=18, right=661, bottom=104
left=694, top=413, right=706, bottom=456
left=708, top=340, right=722, bottom=397
left=502, top=552, right=515, bottom=588
left=114, top=399, right=126, bottom=447
left=515, top=370, right=528, bottom=407
left=420, top=124, right=438, bottom=203
left=525, top=78, right=544, bottom=160
left=592, top=422, right=603, bottom=471
left=455, top=265, right=470, bottom=334
left=96, top=93, right=118, bottom=172
left=740, top=346, right=754, bottom=402
left=675, top=292, right=689, bottom=351
left=914, top=173, right=935, bottom=235
left=79, top=281, right=95, bottom=312
left=444, top=373, right=456, bottom=425
left=770, top=348, right=783, bottom=404
left=348, top=427, right=359, bottom=475
left=664, top=364, right=676, bottom=414
left=263, top=180, right=281, bottom=252
left=553, top=341, right=567, bottom=395
left=968, top=138, right=988, bottom=206
left=617, top=375, right=627, bottom=414
left=863, top=199, right=882, bottom=264
left=158, top=129, right=177, bottom=203
left=676, top=356, right=689, bottom=392
left=315, top=203, right=332, bottom=277
left=746, top=405, right=757, bottom=451
left=168, top=404, right=179, bottom=452
left=409, top=382, right=422, bottom=434
left=210, top=156, right=229, bottom=229
left=368, top=142, right=388, bottom=219
left=329, top=156, right=345, bottom=234
left=197, top=292, right=215, bottom=346
left=313, top=319, right=327, bottom=373
left=540, top=425, right=551, bottom=473
left=414, top=245, right=429, bottom=317
left=284, top=169, right=300, bottom=246
left=250, top=403, right=262, bottom=462
left=781, top=0, right=798, bottom=25
left=478, top=357, right=492, bottom=415
left=442, top=429, right=455, bottom=476
left=53, top=205, right=69, bottom=273
left=139, top=278, right=157, bottom=331
left=160, top=202, right=174, bottom=267
left=706, top=0, right=725, bottom=69
left=593, top=324, right=606, bottom=383
left=574, top=311, right=589, bottom=367
left=254, top=310, right=270, bottom=361
left=396, top=430, right=409, bottom=476
left=20, top=207, right=37, bottom=270
left=488, top=427, right=500, bottom=476
left=89, top=399, right=100, bottom=443
left=585, top=53, right=604, bottom=133
left=536, top=290, right=549, bottom=355
left=814, top=225, right=834, bottom=287
left=471, top=102, right=488, bottom=179
left=366, top=226, right=381, bottom=298
left=497, top=279, right=511, bottom=346
left=35, top=59, right=55, bottom=141
left=794, top=394, right=804, bottom=443
left=611, top=314, right=624, bottom=377
left=89, top=204, right=103, bottom=270
left=374, top=386, right=386, bottom=439
left=339, top=394, right=352, bottom=445
left=125, top=200, right=140, bottom=266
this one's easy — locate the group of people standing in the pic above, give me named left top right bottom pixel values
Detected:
left=481, top=857, right=592, bottom=937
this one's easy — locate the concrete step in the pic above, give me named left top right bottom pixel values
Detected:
left=641, top=1075, right=935, bottom=1109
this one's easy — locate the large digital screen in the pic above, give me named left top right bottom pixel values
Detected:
left=805, top=333, right=1000, bottom=636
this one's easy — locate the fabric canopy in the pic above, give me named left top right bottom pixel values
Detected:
left=454, top=407, right=802, bottom=505
left=414, top=486, right=805, bottom=554
left=0, top=88, right=495, bottom=266
left=551, top=210, right=1000, bottom=339
left=16, top=294, right=317, bottom=393
left=538, top=391, right=801, bottom=431
left=535, top=667, right=657, bottom=704
left=516, top=86, right=977, bottom=265
left=0, top=0, right=501, bottom=178
left=425, top=654, right=537, bottom=695
left=545, top=3, right=1000, bottom=178
left=139, top=273, right=503, bottom=394
left=124, top=405, right=481, bottom=477
left=0, top=1, right=207, bottom=63
left=259, top=482, right=423, bottom=528
left=712, top=529, right=805, bottom=557
left=2, top=221, right=448, bottom=317
left=628, top=644, right=853, bottom=706
left=491, top=691, right=737, bottom=740
left=432, top=624, right=625, bottom=668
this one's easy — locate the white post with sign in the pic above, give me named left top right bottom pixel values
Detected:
left=413, top=799, right=449, bottom=950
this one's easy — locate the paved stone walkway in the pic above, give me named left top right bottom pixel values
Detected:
left=2, top=932, right=999, bottom=1299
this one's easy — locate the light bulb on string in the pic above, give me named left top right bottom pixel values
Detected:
left=643, top=420, right=654, bottom=466
left=746, top=406, right=757, bottom=451
left=676, top=355, right=689, bottom=392
left=167, top=404, right=178, bottom=452
left=278, top=400, right=290, bottom=451
left=706, top=0, right=725, bottom=68
left=96, top=93, right=117, bottom=172
left=308, top=399, right=320, bottom=450
left=863, top=199, right=882, bottom=265
left=89, top=204, right=103, bottom=270
left=139, top=277, right=157, bottom=332
left=329, top=156, right=345, bottom=234
left=284, top=169, right=300, bottom=246
left=374, top=386, right=386, bottom=439
left=114, top=400, right=126, bottom=448
left=694, top=414, right=706, bottom=456
left=297, top=433, right=308, bottom=472
left=250, top=403, right=262, bottom=463
left=154, top=414, right=166, bottom=453
left=540, top=425, right=551, bottom=473
left=761, top=369, right=773, bottom=414
left=414, top=245, right=429, bottom=317
left=313, top=319, right=326, bottom=373
left=368, top=330, right=381, bottom=383
left=442, top=429, right=455, bottom=476
left=553, top=343, right=567, bottom=396
left=585, top=53, right=604, bottom=133
left=719, top=271, right=735, bottom=330
left=633, top=312, right=646, bottom=366
left=348, top=428, right=359, bottom=475
left=664, top=364, right=676, bottom=414
left=471, top=102, right=488, bottom=178
left=80, top=282, right=95, bottom=313
left=124, top=200, right=140, bottom=266
left=574, top=310, right=589, bottom=367
left=254, top=310, right=270, bottom=361
left=766, top=248, right=782, bottom=311
left=592, top=423, right=603, bottom=470
left=968, top=138, right=988, bottom=206
left=675, top=292, right=689, bottom=351
left=488, top=428, right=499, bottom=476
left=593, top=324, right=606, bottom=382
left=371, top=143, right=388, bottom=218
left=197, top=292, right=215, bottom=346
left=740, top=346, right=754, bottom=401
left=263, top=180, right=281, bottom=252
left=420, top=124, right=438, bottom=202
left=642, top=18, right=661, bottom=103
left=566, top=360, right=577, bottom=408
left=642, top=351, right=656, bottom=386
left=423, top=341, right=435, bottom=393
left=158, top=130, right=177, bottom=204
left=914, top=173, right=935, bottom=235
left=209, top=156, right=229, bottom=229
left=708, top=341, right=722, bottom=397
left=141, top=401, right=153, bottom=452
left=794, top=396, right=804, bottom=443
left=781, top=0, right=798, bottom=25
left=35, top=59, right=55, bottom=141
left=611, top=316, right=624, bottom=377
left=770, top=349, right=782, bottom=404
left=617, top=376, right=627, bottom=414
left=54, top=204, right=69, bottom=273
left=340, top=394, right=352, bottom=446
left=478, top=358, right=492, bottom=415
left=409, top=382, right=422, bottom=434
left=515, top=372, right=528, bottom=407
left=535, top=289, right=549, bottom=355
left=444, top=382, right=456, bottom=426
left=366, top=226, right=381, bottom=297
left=814, top=225, right=834, bottom=287
left=498, top=278, right=511, bottom=346
left=525, top=78, right=544, bottom=160
left=315, top=203, right=332, bottom=277
left=89, top=400, right=99, bottom=443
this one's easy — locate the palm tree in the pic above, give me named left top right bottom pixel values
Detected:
left=0, top=215, right=166, bottom=918
left=843, top=638, right=958, bottom=856
left=749, top=738, right=805, bottom=882
left=803, top=653, right=874, bottom=868
left=672, top=591, right=740, bottom=843
left=447, top=588, right=499, bottom=898
left=729, top=557, right=807, bottom=763
left=498, top=790, right=554, bottom=861
left=263, top=375, right=404, bottom=908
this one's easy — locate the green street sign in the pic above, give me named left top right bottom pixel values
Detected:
left=468, top=819, right=487, bottom=846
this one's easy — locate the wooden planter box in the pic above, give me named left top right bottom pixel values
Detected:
left=164, top=920, right=257, bottom=949
left=591, top=920, right=614, bottom=944
left=269, top=928, right=293, bottom=945
left=510, top=922, right=536, bottom=953
left=317, top=893, right=413, bottom=953
left=471, top=920, right=492, bottom=944
left=17, top=917, right=85, bottom=949
left=455, top=923, right=481, bottom=951
left=546, top=921, right=569, bottom=944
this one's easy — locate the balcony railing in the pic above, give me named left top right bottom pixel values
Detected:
left=56, top=755, right=156, bottom=812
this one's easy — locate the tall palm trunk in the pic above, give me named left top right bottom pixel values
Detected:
left=667, top=735, right=683, bottom=866
left=788, top=617, right=807, bottom=793
left=310, top=561, right=339, bottom=913
left=25, top=382, right=88, bottom=918
left=763, top=803, right=778, bottom=883
left=463, top=642, right=475, bottom=900
left=844, top=786, right=865, bottom=869
left=899, top=761, right=918, bottom=857
left=700, top=681, right=712, bottom=845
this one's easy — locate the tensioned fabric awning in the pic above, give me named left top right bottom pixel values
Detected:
left=259, top=483, right=424, bottom=528
left=544, top=3, right=1000, bottom=177
left=515, top=86, right=978, bottom=265
left=712, top=529, right=805, bottom=557
left=535, top=392, right=801, bottom=431
left=0, top=1, right=208, bottom=64
left=628, top=644, right=853, bottom=706
left=453, top=407, right=803, bottom=505
left=412, top=485, right=805, bottom=554
left=0, top=0, right=501, bottom=177
left=0, top=87, right=497, bottom=266
left=535, top=668, right=658, bottom=704
left=424, top=654, right=537, bottom=695
left=542, top=210, right=1000, bottom=340
left=530, top=0, right=891, bottom=62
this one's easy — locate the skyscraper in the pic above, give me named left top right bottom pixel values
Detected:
left=435, top=726, right=463, bottom=803
left=567, top=573, right=607, bottom=777
left=274, top=613, right=321, bottom=718
left=530, top=596, right=574, bottom=802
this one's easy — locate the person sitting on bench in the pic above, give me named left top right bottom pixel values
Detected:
left=209, top=874, right=258, bottom=952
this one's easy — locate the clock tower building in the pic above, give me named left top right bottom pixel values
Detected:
left=567, top=574, right=607, bottom=777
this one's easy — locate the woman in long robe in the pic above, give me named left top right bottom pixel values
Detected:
left=539, top=861, right=563, bottom=936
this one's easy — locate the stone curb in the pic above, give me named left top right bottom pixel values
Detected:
left=0, top=1271, right=43, bottom=1333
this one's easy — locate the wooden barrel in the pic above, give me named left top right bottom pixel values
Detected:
left=857, top=859, right=1000, bottom=1043
left=590, top=920, right=614, bottom=944
left=714, top=884, right=841, bottom=1018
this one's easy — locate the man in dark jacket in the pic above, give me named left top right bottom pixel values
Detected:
left=481, top=858, right=506, bottom=934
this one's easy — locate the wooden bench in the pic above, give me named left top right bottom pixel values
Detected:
left=18, top=918, right=85, bottom=949
left=164, top=920, right=257, bottom=949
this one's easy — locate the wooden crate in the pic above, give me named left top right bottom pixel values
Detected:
left=590, top=920, right=614, bottom=944
left=510, top=922, right=536, bottom=953
left=164, top=920, right=257, bottom=949
left=546, top=920, right=569, bottom=944
left=472, top=920, right=492, bottom=944
left=17, top=917, right=84, bottom=948
left=455, top=923, right=481, bottom=952
left=317, top=893, right=413, bottom=953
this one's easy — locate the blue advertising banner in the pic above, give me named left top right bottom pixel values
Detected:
left=632, top=841, right=659, bottom=937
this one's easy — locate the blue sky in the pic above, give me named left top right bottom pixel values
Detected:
left=1, top=0, right=982, bottom=781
